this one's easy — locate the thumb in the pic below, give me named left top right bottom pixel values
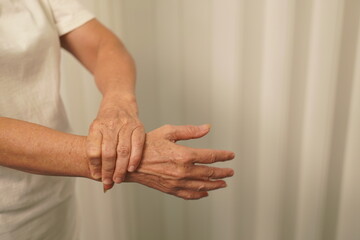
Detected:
left=165, top=124, right=211, bottom=142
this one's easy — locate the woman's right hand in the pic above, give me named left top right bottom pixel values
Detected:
left=124, top=124, right=235, bottom=200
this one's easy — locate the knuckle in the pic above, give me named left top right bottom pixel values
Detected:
left=103, top=167, right=115, bottom=173
left=209, top=152, right=216, bottom=163
left=184, top=151, right=196, bottom=162
left=106, top=120, right=116, bottom=130
left=102, top=149, right=116, bottom=159
left=197, top=184, right=206, bottom=191
left=163, top=124, right=171, bottom=129
left=86, top=148, right=100, bottom=159
left=121, top=121, right=130, bottom=128
left=90, top=119, right=101, bottom=129
left=89, top=158, right=101, bottom=166
left=207, top=168, right=215, bottom=179
left=117, top=146, right=130, bottom=157
left=167, top=180, right=179, bottom=190
left=183, top=193, right=195, bottom=200
left=119, top=116, right=129, bottom=125
left=159, top=179, right=173, bottom=194
left=163, top=124, right=174, bottom=132
left=133, top=140, right=144, bottom=148
left=175, top=168, right=187, bottom=179
left=134, top=122, right=144, bottom=129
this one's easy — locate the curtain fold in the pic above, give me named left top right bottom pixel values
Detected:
left=60, top=0, right=360, bottom=239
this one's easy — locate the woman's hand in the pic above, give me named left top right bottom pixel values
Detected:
left=86, top=94, right=145, bottom=187
left=124, top=124, right=235, bottom=199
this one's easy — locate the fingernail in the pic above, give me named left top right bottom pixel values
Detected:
left=128, top=166, right=135, bottom=172
left=221, top=182, right=227, bottom=188
left=103, top=184, right=114, bottom=193
left=92, top=172, right=101, bottom=180
left=201, top=124, right=211, bottom=130
left=103, top=178, right=113, bottom=185
left=114, top=177, right=122, bottom=183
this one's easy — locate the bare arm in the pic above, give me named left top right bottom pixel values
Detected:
left=61, top=19, right=145, bottom=189
left=0, top=118, right=234, bottom=199
left=0, top=117, right=90, bottom=178
left=60, top=19, right=136, bottom=97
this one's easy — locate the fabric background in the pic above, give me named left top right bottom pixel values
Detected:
left=60, top=0, right=360, bottom=239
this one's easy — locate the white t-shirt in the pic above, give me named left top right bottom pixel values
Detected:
left=0, top=0, right=94, bottom=239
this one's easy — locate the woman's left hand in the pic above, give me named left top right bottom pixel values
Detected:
left=86, top=94, right=145, bottom=188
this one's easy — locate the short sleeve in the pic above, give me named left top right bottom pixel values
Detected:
left=47, top=0, right=95, bottom=36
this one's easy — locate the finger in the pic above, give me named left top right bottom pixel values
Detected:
left=175, top=190, right=209, bottom=200
left=164, top=124, right=211, bottom=142
left=191, top=149, right=235, bottom=164
left=175, top=179, right=227, bottom=192
left=86, top=130, right=103, bottom=179
left=113, top=127, right=133, bottom=183
left=187, top=166, right=234, bottom=180
left=101, top=131, right=119, bottom=185
left=128, top=126, right=145, bottom=172
left=103, top=183, right=114, bottom=193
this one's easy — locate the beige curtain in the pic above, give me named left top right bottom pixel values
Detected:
left=60, top=0, right=360, bottom=239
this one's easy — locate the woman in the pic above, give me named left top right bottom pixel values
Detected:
left=0, top=1, right=235, bottom=239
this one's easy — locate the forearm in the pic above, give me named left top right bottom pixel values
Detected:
left=94, top=34, right=136, bottom=100
left=93, top=30, right=139, bottom=118
left=0, top=119, right=235, bottom=199
left=61, top=20, right=137, bottom=103
left=0, top=117, right=91, bottom=178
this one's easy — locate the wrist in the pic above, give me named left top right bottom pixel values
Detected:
left=102, top=91, right=136, bottom=102
left=99, top=93, right=139, bottom=115
left=74, top=135, right=95, bottom=180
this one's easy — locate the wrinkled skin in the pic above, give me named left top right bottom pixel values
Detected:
left=86, top=95, right=145, bottom=187
left=104, top=124, right=235, bottom=200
